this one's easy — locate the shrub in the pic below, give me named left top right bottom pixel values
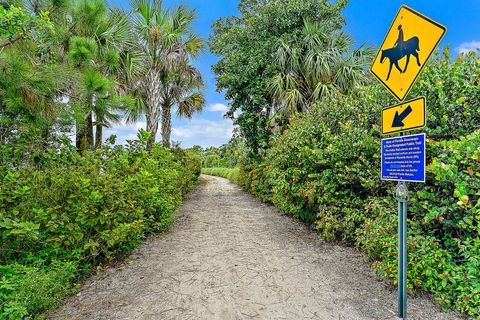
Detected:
left=0, top=141, right=200, bottom=319
left=259, top=97, right=479, bottom=315
left=410, top=49, right=480, bottom=139
left=201, top=167, right=240, bottom=183
left=264, top=93, right=383, bottom=227
left=237, top=163, right=272, bottom=202
left=0, top=262, right=77, bottom=319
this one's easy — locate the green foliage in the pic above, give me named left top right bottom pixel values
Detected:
left=0, top=262, right=78, bottom=319
left=257, top=124, right=479, bottom=315
left=264, top=93, right=382, bottom=226
left=202, top=151, right=228, bottom=168
left=270, top=19, right=374, bottom=115
left=202, top=167, right=240, bottom=183
left=0, top=42, right=71, bottom=152
left=129, top=0, right=205, bottom=149
left=69, top=36, right=98, bottom=65
left=236, top=163, right=272, bottom=202
left=0, top=141, right=200, bottom=319
left=411, top=49, right=480, bottom=139
left=210, top=0, right=348, bottom=155
left=0, top=5, right=53, bottom=46
left=200, top=138, right=248, bottom=169
left=172, top=147, right=202, bottom=195
left=0, top=1, right=204, bottom=318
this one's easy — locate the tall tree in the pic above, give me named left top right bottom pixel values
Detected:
left=130, top=0, right=204, bottom=151
left=68, top=0, right=133, bottom=152
left=270, top=19, right=373, bottom=116
left=159, top=61, right=204, bottom=147
left=210, top=0, right=348, bottom=156
left=0, top=2, right=69, bottom=153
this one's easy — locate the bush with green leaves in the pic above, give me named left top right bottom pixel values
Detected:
left=0, top=140, right=200, bottom=319
left=262, top=91, right=383, bottom=227
left=0, top=262, right=78, bottom=319
left=202, top=167, right=240, bottom=183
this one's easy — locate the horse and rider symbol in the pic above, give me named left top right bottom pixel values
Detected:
left=380, top=25, right=421, bottom=81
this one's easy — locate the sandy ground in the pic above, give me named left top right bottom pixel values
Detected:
left=47, top=175, right=463, bottom=320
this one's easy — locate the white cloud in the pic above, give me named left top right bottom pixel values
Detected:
left=171, top=118, right=234, bottom=147
left=208, top=103, right=228, bottom=112
left=111, top=119, right=145, bottom=131
left=456, top=41, right=480, bottom=54
left=103, top=120, right=146, bottom=144
left=103, top=117, right=233, bottom=148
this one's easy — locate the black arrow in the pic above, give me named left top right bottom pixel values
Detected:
left=392, top=105, right=413, bottom=127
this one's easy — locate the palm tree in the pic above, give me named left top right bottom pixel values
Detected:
left=159, top=60, right=204, bottom=147
left=270, top=19, right=373, bottom=116
left=68, top=1, right=134, bottom=152
left=130, top=0, right=204, bottom=151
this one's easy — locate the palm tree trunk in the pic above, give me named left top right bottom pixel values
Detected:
left=41, top=126, right=50, bottom=152
left=86, top=112, right=94, bottom=150
left=95, top=123, right=103, bottom=149
left=161, top=104, right=172, bottom=148
left=76, top=120, right=87, bottom=154
left=146, top=114, right=159, bottom=151
left=146, top=70, right=162, bottom=152
left=0, top=123, right=5, bottom=146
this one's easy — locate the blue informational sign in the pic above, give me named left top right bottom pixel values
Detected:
left=381, top=133, right=426, bottom=182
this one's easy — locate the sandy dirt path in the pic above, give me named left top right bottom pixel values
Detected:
left=48, top=175, right=462, bottom=320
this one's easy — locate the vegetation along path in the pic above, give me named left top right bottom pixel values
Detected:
left=48, top=176, right=462, bottom=320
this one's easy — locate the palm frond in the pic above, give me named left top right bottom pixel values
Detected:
left=176, top=91, right=204, bottom=118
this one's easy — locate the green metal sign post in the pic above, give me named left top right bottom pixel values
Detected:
left=395, top=180, right=408, bottom=319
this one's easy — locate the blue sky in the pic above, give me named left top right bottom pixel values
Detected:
left=106, top=0, right=480, bottom=148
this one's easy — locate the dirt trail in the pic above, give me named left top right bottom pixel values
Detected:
left=48, top=175, right=462, bottom=320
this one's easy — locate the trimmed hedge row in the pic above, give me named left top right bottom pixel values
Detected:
left=201, top=167, right=240, bottom=182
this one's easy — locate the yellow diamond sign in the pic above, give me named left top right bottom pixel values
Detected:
left=370, top=5, right=446, bottom=101
left=382, top=97, right=425, bottom=135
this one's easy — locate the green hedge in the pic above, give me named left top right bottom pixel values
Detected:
left=0, top=142, right=201, bottom=319
left=202, top=167, right=240, bottom=183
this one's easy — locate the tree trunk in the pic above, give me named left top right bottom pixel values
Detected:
left=86, top=111, right=94, bottom=150
left=0, top=34, right=23, bottom=50
left=95, top=123, right=103, bottom=149
left=161, top=103, right=172, bottom=148
left=0, top=121, right=5, bottom=146
left=76, top=112, right=93, bottom=154
left=146, top=114, right=159, bottom=151
left=41, top=126, right=49, bottom=152
left=76, top=120, right=87, bottom=154
left=146, top=70, right=162, bottom=152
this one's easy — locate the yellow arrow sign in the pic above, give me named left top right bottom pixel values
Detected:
left=370, top=5, right=446, bottom=101
left=382, top=97, right=425, bottom=135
